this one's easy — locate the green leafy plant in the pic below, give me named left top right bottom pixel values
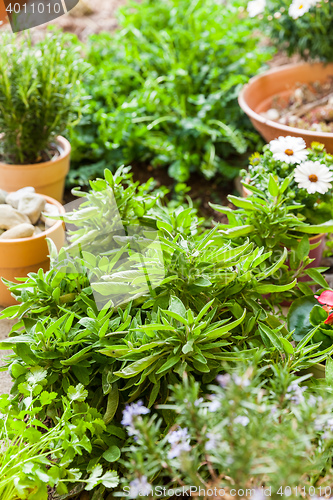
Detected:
left=119, top=358, right=333, bottom=497
left=0, top=385, right=119, bottom=500
left=243, top=140, right=333, bottom=225
left=0, top=30, right=87, bottom=164
left=2, top=167, right=326, bottom=420
left=211, top=176, right=333, bottom=303
left=1, top=168, right=333, bottom=499
left=69, top=0, right=274, bottom=186
left=247, top=0, right=333, bottom=62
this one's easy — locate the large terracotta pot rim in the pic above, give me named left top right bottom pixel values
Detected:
left=238, top=62, right=333, bottom=140
left=0, top=136, right=70, bottom=171
left=0, top=194, right=65, bottom=244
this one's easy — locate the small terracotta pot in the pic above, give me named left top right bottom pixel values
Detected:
left=0, top=0, right=32, bottom=27
left=0, top=0, right=8, bottom=26
left=0, top=136, right=71, bottom=203
left=241, top=182, right=326, bottom=267
left=238, top=62, right=333, bottom=151
left=0, top=194, right=65, bottom=307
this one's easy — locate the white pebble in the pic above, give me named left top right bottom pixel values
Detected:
left=6, top=187, right=35, bottom=209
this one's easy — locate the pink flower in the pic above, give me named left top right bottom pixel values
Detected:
left=315, top=290, right=333, bottom=307
left=325, top=313, right=333, bottom=326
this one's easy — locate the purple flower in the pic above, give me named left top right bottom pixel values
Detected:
left=216, top=374, right=231, bottom=388
left=205, top=432, right=218, bottom=451
left=194, top=397, right=204, bottom=407
left=233, top=415, right=250, bottom=427
left=208, top=398, right=221, bottom=412
left=167, top=427, right=190, bottom=445
left=286, top=382, right=307, bottom=405
left=232, top=374, right=250, bottom=388
left=326, top=418, right=333, bottom=432
left=270, top=405, right=278, bottom=416
left=128, top=476, right=152, bottom=498
left=167, top=427, right=191, bottom=459
left=251, top=490, right=265, bottom=500
left=167, top=441, right=191, bottom=459
left=122, top=400, right=150, bottom=436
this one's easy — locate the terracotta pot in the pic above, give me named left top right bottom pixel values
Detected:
left=303, top=363, right=325, bottom=379
left=0, top=0, right=31, bottom=27
left=238, top=62, right=333, bottom=151
left=0, top=136, right=71, bottom=203
left=0, top=194, right=65, bottom=307
left=0, top=0, right=8, bottom=26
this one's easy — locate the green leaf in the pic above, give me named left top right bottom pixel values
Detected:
left=228, top=195, right=258, bottom=210
left=326, top=358, right=333, bottom=386
left=68, top=384, right=88, bottom=402
left=306, top=269, right=329, bottom=288
left=162, top=309, right=188, bottom=325
left=85, top=466, right=119, bottom=491
left=268, top=174, right=279, bottom=197
left=279, top=337, right=294, bottom=355
left=310, top=305, right=328, bottom=326
left=297, top=222, right=333, bottom=234
left=221, top=225, right=254, bottom=238
left=26, top=366, right=48, bottom=385
left=103, top=384, right=119, bottom=424
left=182, top=340, right=194, bottom=354
left=156, top=355, right=180, bottom=375
left=169, top=296, right=186, bottom=318
left=258, top=323, right=283, bottom=351
left=296, top=236, right=310, bottom=262
left=203, top=309, right=246, bottom=340
left=196, top=299, right=215, bottom=323
left=115, top=354, right=162, bottom=379
left=102, top=445, right=121, bottom=462
left=148, top=379, right=161, bottom=407
left=288, top=295, right=317, bottom=341
left=61, top=346, right=93, bottom=366
left=255, top=279, right=297, bottom=294
left=99, top=471, right=119, bottom=489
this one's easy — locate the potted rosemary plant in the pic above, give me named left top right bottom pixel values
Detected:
left=0, top=30, right=87, bottom=202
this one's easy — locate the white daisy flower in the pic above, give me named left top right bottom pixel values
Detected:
left=294, top=161, right=333, bottom=194
left=269, top=136, right=309, bottom=164
left=247, top=0, right=266, bottom=17
left=288, top=0, right=312, bottom=19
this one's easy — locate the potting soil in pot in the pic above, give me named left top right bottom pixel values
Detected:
left=0, top=187, right=60, bottom=239
left=261, top=77, right=333, bottom=133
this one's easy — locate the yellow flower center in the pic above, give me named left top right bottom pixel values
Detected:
left=299, top=4, right=303, bottom=8
left=308, top=174, right=318, bottom=183
left=285, top=149, right=294, bottom=156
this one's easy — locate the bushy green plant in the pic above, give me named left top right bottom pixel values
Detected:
left=242, top=139, right=333, bottom=225
left=69, top=0, right=273, bottom=186
left=1, top=167, right=328, bottom=420
left=2, top=168, right=333, bottom=499
left=119, top=359, right=333, bottom=498
left=0, top=385, right=119, bottom=500
left=0, top=30, right=86, bottom=164
left=246, top=0, right=333, bottom=62
left=211, top=176, right=333, bottom=303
